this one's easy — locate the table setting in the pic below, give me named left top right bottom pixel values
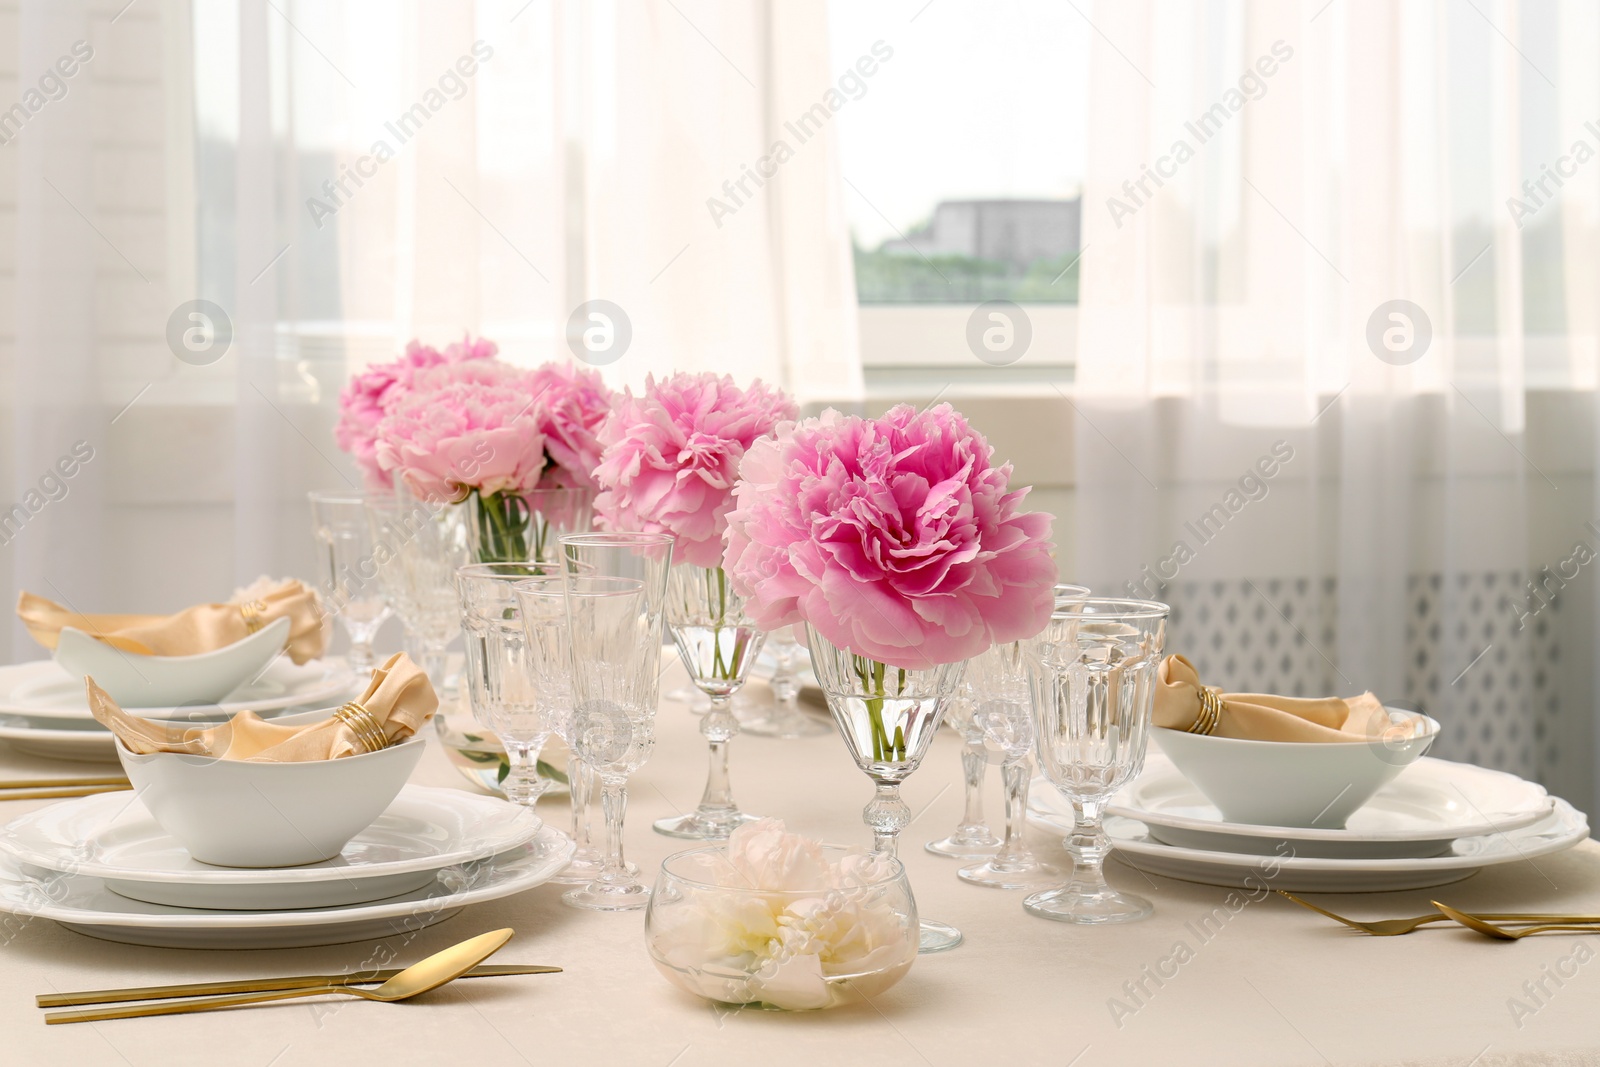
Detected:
left=0, top=340, right=1596, bottom=1067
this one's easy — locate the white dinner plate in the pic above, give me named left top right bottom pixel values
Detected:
left=0, top=703, right=345, bottom=764
left=1028, top=796, right=1588, bottom=892
left=0, top=656, right=359, bottom=722
left=1097, top=756, right=1555, bottom=859
left=0, top=785, right=543, bottom=910
left=0, top=826, right=573, bottom=949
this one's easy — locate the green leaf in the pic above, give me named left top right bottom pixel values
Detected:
left=496, top=760, right=512, bottom=783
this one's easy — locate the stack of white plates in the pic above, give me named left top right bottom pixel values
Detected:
left=0, top=657, right=358, bottom=762
left=0, top=785, right=572, bottom=947
left=1028, top=754, right=1589, bottom=892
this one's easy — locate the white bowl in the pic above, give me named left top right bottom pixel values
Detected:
left=115, top=735, right=425, bottom=868
left=55, top=616, right=292, bottom=708
left=1150, top=709, right=1440, bottom=829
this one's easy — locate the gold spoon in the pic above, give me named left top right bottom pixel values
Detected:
left=1276, top=890, right=1600, bottom=936
left=45, top=928, right=514, bottom=1025
left=1431, top=902, right=1600, bottom=941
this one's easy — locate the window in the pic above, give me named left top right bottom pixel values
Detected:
left=828, top=0, right=1090, bottom=386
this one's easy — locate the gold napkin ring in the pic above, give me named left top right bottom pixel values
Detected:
left=238, top=599, right=268, bottom=633
left=333, top=701, right=390, bottom=754
left=1188, top=686, right=1224, bottom=736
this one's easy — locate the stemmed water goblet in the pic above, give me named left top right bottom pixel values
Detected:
left=805, top=624, right=966, bottom=953
left=455, top=563, right=554, bottom=815
left=308, top=490, right=393, bottom=673
left=558, top=532, right=674, bottom=912
left=654, top=564, right=766, bottom=839
left=1026, top=597, right=1169, bottom=923
left=739, top=625, right=830, bottom=738
left=364, top=495, right=467, bottom=690
left=956, top=638, right=1063, bottom=889
left=515, top=574, right=602, bottom=886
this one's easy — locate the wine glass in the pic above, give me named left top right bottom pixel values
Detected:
left=455, top=563, right=554, bottom=814
left=740, top=625, right=831, bottom=738
left=307, top=490, right=393, bottom=672
left=805, top=623, right=966, bottom=953
left=515, top=574, right=603, bottom=886
left=364, top=495, right=467, bottom=689
left=558, top=532, right=674, bottom=912
left=654, top=563, right=766, bottom=839
left=956, top=638, right=1062, bottom=889
left=1026, top=597, right=1169, bottom=923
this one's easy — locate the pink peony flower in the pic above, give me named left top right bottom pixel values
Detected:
left=593, top=373, right=798, bottom=569
left=373, top=361, right=547, bottom=503
left=723, top=404, right=1056, bottom=670
left=527, top=362, right=614, bottom=491
left=333, top=336, right=498, bottom=489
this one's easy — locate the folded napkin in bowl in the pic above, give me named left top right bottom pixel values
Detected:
left=17, top=576, right=328, bottom=666
left=85, top=652, right=437, bottom=761
left=1153, top=654, right=1419, bottom=742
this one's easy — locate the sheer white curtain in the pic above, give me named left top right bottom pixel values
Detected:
left=1, top=0, right=861, bottom=661
left=1071, top=0, right=1595, bottom=807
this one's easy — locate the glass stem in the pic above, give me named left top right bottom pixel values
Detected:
left=421, top=646, right=449, bottom=692
left=1065, top=797, right=1111, bottom=896
left=957, top=738, right=988, bottom=832
left=568, top=756, right=595, bottom=856
left=865, top=781, right=910, bottom=857
left=599, top=777, right=630, bottom=885
left=697, top=694, right=738, bottom=818
left=502, top=742, right=542, bottom=807
left=345, top=635, right=376, bottom=673
left=995, top=759, right=1030, bottom=868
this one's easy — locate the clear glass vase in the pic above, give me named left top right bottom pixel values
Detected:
left=466, top=487, right=594, bottom=564
left=804, top=624, right=966, bottom=953
left=656, top=564, right=767, bottom=839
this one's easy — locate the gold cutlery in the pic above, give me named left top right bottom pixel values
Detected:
left=38, top=963, right=561, bottom=1008
left=1276, top=890, right=1600, bottom=936
left=0, top=777, right=130, bottom=801
left=45, top=928, right=515, bottom=1024
left=1431, top=901, right=1600, bottom=940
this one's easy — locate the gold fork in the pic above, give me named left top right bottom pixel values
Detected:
left=1432, top=901, right=1600, bottom=940
left=1275, top=890, right=1600, bottom=936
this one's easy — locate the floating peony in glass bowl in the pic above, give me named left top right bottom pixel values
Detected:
left=645, top=822, right=918, bottom=1011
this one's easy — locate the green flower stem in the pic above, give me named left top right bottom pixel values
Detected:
left=853, top=654, right=905, bottom=762
left=473, top=489, right=531, bottom=563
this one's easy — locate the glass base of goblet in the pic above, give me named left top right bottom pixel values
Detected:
left=739, top=706, right=832, bottom=738
left=653, top=810, right=762, bottom=840
left=924, top=829, right=1001, bottom=859
left=1022, top=885, right=1153, bottom=924
left=917, top=919, right=963, bottom=953
left=546, top=850, right=617, bottom=886
left=958, top=857, right=1064, bottom=890
left=563, top=879, right=652, bottom=911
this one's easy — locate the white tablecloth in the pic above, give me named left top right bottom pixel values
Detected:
left=2, top=665, right=1598, bottom=1067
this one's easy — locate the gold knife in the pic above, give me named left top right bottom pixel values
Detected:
left=2, top=786, right=131, bottom=801
left=37, top=964, right=561, bottom=1008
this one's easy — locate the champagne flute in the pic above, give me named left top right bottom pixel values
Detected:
left=558, top=532, right=674, bottom=912
left=516, top=575, right=603, bottom=885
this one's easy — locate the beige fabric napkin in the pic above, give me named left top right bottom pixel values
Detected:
left=17, top=577, right=328, bottom=665
left=1153, top=654, right=1408, bottom=742
left=86, top=652, right=437, bottom=762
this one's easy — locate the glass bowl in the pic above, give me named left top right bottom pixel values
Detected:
left=645, top=843, right=918, bottom=1011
